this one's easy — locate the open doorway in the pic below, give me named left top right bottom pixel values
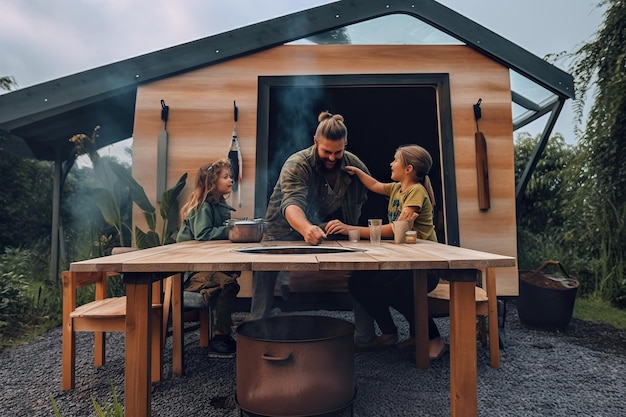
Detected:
left=255, top=74, right=458, bottom=245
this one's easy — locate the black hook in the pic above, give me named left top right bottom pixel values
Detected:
left=233, top=100, right=238, bottom=123
left=160, top=99, right=169, bottom=122
left=473, top=98, right=482, bottom=122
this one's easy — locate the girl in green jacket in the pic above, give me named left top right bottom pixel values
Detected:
left=177, top=159, right=240, bottom=356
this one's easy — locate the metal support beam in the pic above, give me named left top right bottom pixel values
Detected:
left=513, top=95, right=559, bottom=131
left=515, top=97, right=565, bottom=214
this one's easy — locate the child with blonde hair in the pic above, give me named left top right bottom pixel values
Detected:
left=177, top=159, right=240, bottom=356
left=329, top=145, right=446, bottom=359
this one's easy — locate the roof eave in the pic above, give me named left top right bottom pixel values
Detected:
left=0, top=0, right=575, bottom=161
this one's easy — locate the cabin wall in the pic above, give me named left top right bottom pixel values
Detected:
left=133, top=44, right=519, bottom=296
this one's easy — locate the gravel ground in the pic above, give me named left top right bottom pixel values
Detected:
left=1, top=302, right=625, bottom=417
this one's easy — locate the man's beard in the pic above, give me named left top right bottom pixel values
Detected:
left=318, top=157, right=343, bottom=174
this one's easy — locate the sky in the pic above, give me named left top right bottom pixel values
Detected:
left=1, top=0, right=606, bottom=145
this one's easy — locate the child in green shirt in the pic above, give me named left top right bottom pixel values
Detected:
left=177, top=159, right=240, bottom=356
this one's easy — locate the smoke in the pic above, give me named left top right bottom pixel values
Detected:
left=267, top=79, right=326, bottom=192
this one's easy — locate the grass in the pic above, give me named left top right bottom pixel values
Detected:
left=573, top=296, right=626, bottom=330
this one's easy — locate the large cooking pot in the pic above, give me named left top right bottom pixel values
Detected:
left=225, top=218, right=264, bottom=243
left=236, top=315, right=355, bottom=417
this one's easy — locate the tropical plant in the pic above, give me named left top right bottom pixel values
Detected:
left=121, top=170, right=187, bottom=249
left=69, top=127, right=134, bottom=248
left=69, top=126, right=187, bottom=251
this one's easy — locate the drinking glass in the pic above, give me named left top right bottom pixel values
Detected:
left=368, top=219, right=382, bottom=245
left=348, top=229, right=360, bottom=243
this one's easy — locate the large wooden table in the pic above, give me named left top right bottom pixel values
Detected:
left=70, top=239, right=515, bottom=417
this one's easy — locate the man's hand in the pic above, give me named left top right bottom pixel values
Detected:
left=324, top=219, right=349, bottom=236
left=302, top=224, right=327, bottom=245
left=285, top=205, right=327, bottom=245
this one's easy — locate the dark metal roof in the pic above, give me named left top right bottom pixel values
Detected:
left=0, top=0, right=574, bottom=161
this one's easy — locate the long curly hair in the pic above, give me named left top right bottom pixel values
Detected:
left=179, top=159, right=232, bottom=220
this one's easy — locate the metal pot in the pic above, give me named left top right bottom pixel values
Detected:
left=225, top=218, right=264, bottom=243
left=236, top=315, right=355, bottom=417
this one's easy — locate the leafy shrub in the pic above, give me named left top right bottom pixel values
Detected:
left=0, top=245, right=61, bottom=344
left=0, top=144, right=54, bottom=253
left=0, top=270, right=29, bottom=337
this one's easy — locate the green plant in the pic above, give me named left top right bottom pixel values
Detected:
left=70, top=126, right=187, bottom=251
left=49, top=381, right=123, bottom=417
left=91, top=382, right=123, bottom=417
left=0, top=144, right=53, bottom=253
left=0, top=245, right=56, bottom=344
left=0, top=270, right=28, bottom=337
left=69, top=127, right=135, bottom=248
left=565, top=0, right=626, bottom=307
left=131, top=172, right=187, bottom=249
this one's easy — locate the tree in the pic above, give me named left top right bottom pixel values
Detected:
left=514, top=132, right=574, bottom=235
left=0, top=137, right=53, bottom=252
left=0, top=76, right=17, bottom=91
left=567, top=0, right=626, bottom=306
left=513, top=133, right=587, bottom=278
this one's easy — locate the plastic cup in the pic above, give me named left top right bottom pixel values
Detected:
left=348, top=229, right=360, bottom=243
left=368, top=219, right=382, bottom=245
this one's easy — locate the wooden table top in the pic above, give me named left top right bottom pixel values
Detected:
left=70, top=240, right=516, bottom=274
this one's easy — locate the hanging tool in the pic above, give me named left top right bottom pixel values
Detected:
left=228, top=101, right=243, bottom=208
left=156, top=99, right=169, bottom=202
left=473, top=98, right=490, bottom=210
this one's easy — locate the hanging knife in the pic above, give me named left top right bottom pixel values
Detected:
left=474, top=99, right=490, bottom=210
left=156, top=99, right=169, bottom=203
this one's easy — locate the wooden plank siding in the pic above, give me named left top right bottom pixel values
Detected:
left=132, top=44, right=519, bottom=296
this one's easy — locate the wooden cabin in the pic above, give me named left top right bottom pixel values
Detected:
left=133, top=42, right=519, bottom=296
left=0, top=1, right=575, bottom=297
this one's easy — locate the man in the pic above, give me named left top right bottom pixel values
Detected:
left=249, top=110, right=372, bottom=327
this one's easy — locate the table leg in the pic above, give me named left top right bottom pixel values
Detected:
left=412, top=270, right=430, bottom=368
left=125, top=277, right=152, bottom=417
left=171, top=273, right=184, bottom=376
left=486, top=268, right=500, bottom=368
left=449, top=279, right=478, bottom=417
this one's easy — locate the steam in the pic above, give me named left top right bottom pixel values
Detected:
left=268, top=79, right=325, bottom=189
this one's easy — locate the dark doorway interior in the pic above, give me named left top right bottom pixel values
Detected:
left=256, top=74, right=458, bottom=244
